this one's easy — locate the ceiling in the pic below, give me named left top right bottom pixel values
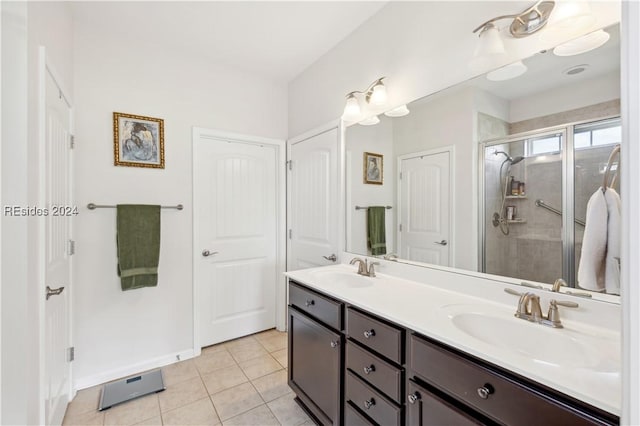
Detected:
left=71, top=1, right=389, bottom=83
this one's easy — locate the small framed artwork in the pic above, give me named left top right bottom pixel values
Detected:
left=363, top=152, right=383, bottom=185
left=113, top=112, right=165, bottom=169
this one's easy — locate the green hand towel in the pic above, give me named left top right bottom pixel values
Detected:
left=117, top=204, right=161, bottom=291
left=367, top=206, right=387, bottom=256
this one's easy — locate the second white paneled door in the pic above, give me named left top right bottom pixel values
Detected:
left=194, top=130, right=283, bottom=347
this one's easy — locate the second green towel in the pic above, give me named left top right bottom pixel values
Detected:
left=367, top=206, right=387, bottom=256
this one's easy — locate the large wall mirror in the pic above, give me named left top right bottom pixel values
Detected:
left=345, top=24, right=620, bottom=299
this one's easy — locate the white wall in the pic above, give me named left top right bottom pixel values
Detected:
left=72, top=23, right=288, bottom=388
left=345, top=117, right=395, bottom=255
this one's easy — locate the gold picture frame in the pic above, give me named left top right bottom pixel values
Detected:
left=363, top=152, right=383, bottom=185
left=113, top=112, right=165, bottom=169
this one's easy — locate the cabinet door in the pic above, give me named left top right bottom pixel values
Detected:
left=289, top=307, right=342, bottom=424
left=407, top=380, right=481, bottom=426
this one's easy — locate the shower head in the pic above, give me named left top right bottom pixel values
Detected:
left=494, top=150, right=525, bottom=165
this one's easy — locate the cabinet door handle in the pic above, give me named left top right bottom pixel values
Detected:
left=305, top=299, right=315, bottom=307
left=407, top=392, right=421, bottom=404
left=363, top=365, right=375, bottom=375
left=363, top=329, right=375, bottom=339
left=477, top=384, right=494, bottom=400
left=330, top=340, right=339, bottom=348
left=363, top=398, right=375, bottom=409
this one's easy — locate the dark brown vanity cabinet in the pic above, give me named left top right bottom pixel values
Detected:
left=288, top=282, right=344, bottom=425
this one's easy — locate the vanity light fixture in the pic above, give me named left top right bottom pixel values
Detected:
left=543, top=0, right=595, bottom=43
left=384, top=104, right=410, bottom=118
left=341, top=77, right=388, bottom=121
left=359, top=115, right=381, bottom=126
left=553, top=29, right=610, bottom=56
left=470, top=1, right=555, bottom=72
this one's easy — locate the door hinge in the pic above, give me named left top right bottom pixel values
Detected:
left=288, top=229, right=292, bottom=239
left=70, top=135, right=75, bottom=149
left=399, top=224, right=403, bottom=232
left=286, top=160, right=292, bottom=170
left=68, top=239, right=76, bottom=256
left=67, top=346, right=75, bottom=362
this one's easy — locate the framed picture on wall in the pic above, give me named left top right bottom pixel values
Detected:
left=363, top=152, right=383, bottom=185
left=113, top=112, right=165, bottom=169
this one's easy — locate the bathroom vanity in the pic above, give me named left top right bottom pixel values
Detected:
left=286, top=264, right=620, bottom=426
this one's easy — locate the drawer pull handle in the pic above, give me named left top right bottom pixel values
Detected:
left=407, top=392, right=421, bottom=404
left=363, top=398, right=375, bottom=409
left=305, top=300, right=315, bottom=307
left=363, top=329, right=376, bottom=339
left=330, top=340, right=340, bottom=348
left=363, top=365, right=375, bottom=375
left=477, top=384, right=494, bottom=400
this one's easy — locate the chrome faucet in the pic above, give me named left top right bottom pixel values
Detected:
left=505, top=289, right=579, bottom=328
left=349, top=257, right=379, bottom=277
left=551, top=278, right=567, bottom=292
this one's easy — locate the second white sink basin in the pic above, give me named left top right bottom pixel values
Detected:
left=441, top=305, right=619, bottom=373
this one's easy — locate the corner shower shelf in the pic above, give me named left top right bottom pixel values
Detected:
left=507, top=218, right=527, bottom=224
left=505, top=195, right=528, bottom=199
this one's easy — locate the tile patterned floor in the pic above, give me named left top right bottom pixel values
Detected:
left=63, top=330, right=313, bottom=426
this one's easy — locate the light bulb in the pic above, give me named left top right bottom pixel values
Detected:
left=359, top=115, right=380, bottom=126
left=341, top=95, right=362, bottom=121
left=368, top=82, right=388, bottom=106
left=553, top=29, right=610, bottom=56
left=543, top=0, right=596, bottom=44
left=469, top=24, right=508, bottom=73
left=384, top=105, right=410, bottom=117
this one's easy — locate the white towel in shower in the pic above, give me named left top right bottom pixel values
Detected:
left=604, top=188, right=621, bottom=294
left=578, top=189, right=607, bottom=292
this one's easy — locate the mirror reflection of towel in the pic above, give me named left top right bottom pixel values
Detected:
left=367, top=206, right=386, bottom=256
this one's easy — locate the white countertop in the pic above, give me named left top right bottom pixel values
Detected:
left=285, top=263, right=621, bottom=416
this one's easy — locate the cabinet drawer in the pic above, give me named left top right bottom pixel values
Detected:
left=289, top=281, right=343, bottom=330
left=346, top=340, right=403, bottom=403
left=409, top=334, right=610, bottom=426
left=407, top=379, right=482, bottom=426
left=345, top=401, right=375, bottom=426
left=347, top=307, right=403, bottom=364
left=346, top=370, right=402, bottom=426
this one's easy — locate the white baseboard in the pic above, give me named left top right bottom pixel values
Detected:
left=73, top=349, right=195, bottom=391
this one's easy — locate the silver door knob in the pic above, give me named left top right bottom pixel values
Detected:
left=434, top=240, right=448, bottom=246
left=46, top=285, right=65, bottom=300
left=323, top=254, right=337, bottom=262
left=202, top=249, right=219, bottom=257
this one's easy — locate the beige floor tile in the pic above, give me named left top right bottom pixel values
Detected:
left=161, top=359, right=200, bottom=387
left=258, top=334, right=287, bottom=353
left=222, top=404, right=279, bottom=426
left=134, top=415, right=162, bottom=425
left=238, top=354, right=282, bottom=380
left=104, top=394, right=160, bottom=426
left=201, top=364, right=248, bottom=395
left=158, top=376, right=208, bottom=413
left=202, top=341, right=229, bottom=355
left=267, top=393, right=310, bottom=426
left=210, top=382, right=263, bottom=421
left=253, top=329, right=282, bottom=342
left=63, top=409, right=105, bottom=426
left=224, top=336, right=259, bottom=350
left=194, top=349, right=237, bottom=375
left=227, top=339, right=269, bottom=363
left=271, top=348, right=287, bottom=369
left=65, top=385, right=102, bottom=418
left=251, top=370, right=291, bottom=402
left=162, top=397, right=220, bottom=426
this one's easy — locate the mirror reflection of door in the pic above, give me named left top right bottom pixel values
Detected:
left=398, top=149, right=451, bottom=266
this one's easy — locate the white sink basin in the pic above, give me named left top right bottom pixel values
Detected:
left=307, top=269, right=374, bottom=288
left=442, top=305, right=619, bottom=373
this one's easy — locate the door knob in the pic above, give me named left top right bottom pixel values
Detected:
left=322, top=254, right=337, bottom=262
left=46, top=285, right=65, bottom=300
left=202, top=249, right=219, bottom=257
left=434, top=240, right=448, bottom=246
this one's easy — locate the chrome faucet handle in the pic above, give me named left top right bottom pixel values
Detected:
left=551, top=278, right=567, bottom=292
left=504, top=288, right=524, bottom=296
left=547, top=299, right=579, bottom=327
left=367, top=261, right=380, bottom=277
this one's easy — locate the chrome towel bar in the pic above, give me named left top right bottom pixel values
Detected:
left=355, top=205, right=392, bottom=210
left=87, top=203, right=183, bottom=210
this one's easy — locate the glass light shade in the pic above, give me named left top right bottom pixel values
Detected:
left=384, top=104, right=410, bottom=117
left=469, top=24, right=508, bottom=72
left=553, top=29, right=610, bottom=56
left=486, top=61, right=528, bottom=81
left=358, top=115, right=380, bottom=126
left=341, top=96, right=362, bottom=121
left=543, top=0, right=596, bottom=43
left=368, top=83, right=388, bottom=106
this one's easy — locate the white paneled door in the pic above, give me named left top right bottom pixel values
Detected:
left=43, top=67, right=73, bottom=426
left=287, top=127, right=340, bottom=270
left=398, top=149, right=451, bottom=266
left=194, top=133, right=280, bottom=347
